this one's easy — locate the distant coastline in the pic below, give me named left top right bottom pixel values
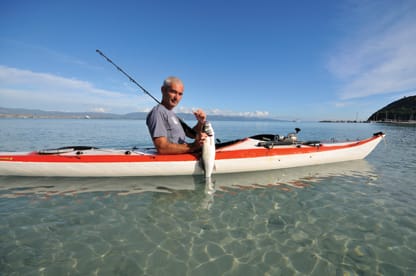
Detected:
left=370, top=120, right=416, bottom=125
left=320, top=120, right=416, bottom=125
left=0, top=107, right=286, bottom=122
left=319, top=120, right=369, bottom=123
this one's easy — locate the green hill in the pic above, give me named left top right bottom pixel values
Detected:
left=368, top=95, right=416, bottom=122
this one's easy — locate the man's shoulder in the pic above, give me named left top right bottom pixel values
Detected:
left=147, top=104, right=161, bottom=117
left=147, top=104, right=174, bottom=122
left=150, top=104, right=171, bottom=114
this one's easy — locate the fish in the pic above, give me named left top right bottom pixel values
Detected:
left=202, top=121, right=216, bottom=179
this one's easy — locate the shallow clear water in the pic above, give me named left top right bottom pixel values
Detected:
left=0, top=119, right=415, bottom=275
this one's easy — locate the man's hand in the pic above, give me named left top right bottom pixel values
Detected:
left=193, top=109, right=207, bottom=124
left=195, top=131, right=207, bottom=146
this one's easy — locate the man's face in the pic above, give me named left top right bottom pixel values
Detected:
left=161, top=81, right=184, bottom=110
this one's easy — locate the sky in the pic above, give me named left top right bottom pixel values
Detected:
left=1, top=0, right=415, bottom=121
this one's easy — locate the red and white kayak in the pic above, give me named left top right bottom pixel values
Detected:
left=0, top=132, right=385, bottom=177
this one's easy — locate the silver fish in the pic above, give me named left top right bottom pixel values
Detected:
left=202, top=121, right=216, bottom=179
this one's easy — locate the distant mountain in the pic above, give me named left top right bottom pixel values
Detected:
left=0, top=107, right=123, bottom=119
left=367, top=95, right=416, bottom=121
left=0, top=107, right=284, bottom=122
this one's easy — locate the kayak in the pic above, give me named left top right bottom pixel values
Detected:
left=0, top=132, right=385, bottom=177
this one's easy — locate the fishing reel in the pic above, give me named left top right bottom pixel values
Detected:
left=286, top=127, right=301, bottom=143
left=275, top=128, right=301, bottom=143
left=255, top=128, right=301, bottom=148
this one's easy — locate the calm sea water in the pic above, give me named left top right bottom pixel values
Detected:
left=0, top=119, right=415, bottom=275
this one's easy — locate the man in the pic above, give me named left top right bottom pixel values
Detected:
left=146, top=76, right=207, bottom=154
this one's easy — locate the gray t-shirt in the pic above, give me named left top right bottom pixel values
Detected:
left=146, top=104, right=186, bottom=144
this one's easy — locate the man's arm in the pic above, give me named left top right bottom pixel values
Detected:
left=153, top=136, right=201, bottom=154
left=186, top=109, right=206, bottom=138
left=185, top=120, right=204, bottom=139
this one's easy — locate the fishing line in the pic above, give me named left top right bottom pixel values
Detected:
left=96, top=49, right=195, bottom=136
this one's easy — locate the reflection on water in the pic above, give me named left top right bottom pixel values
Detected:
left=0, top=160, right=376, bottom=200
left=214, top=159, right=376, bottom=190
left=0, top=160, right=378, bottom=216
left=0, top=175, right=197, bottom=198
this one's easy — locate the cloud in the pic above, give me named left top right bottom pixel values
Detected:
left=91, top=107, right=108, bottom=113
left=0, top=65, right=150, bottom=113
left=208, top=108, right=269, bottom=118
left=0, top=65, right=272, bottom=117
left=0, top=65, right=120, bottom=97
left=0, top=39, right=100, bottom=70
left=327, top=1, right=416, bottom=100
left=173, top=106, right=270, bottom=118
left=176, top=106, right=270, bottom=118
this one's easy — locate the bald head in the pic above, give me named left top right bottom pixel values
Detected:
left=162, top=76, right=183, bottom=90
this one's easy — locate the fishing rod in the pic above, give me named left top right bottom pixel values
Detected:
left=96, top=49, right=195, bottom=136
